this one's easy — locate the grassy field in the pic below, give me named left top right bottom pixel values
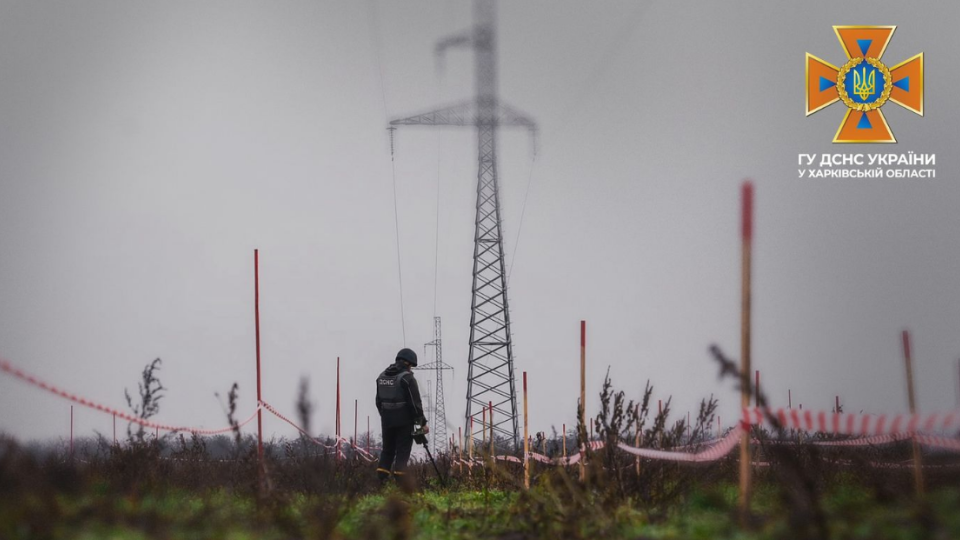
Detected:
left=5, top=478, right=960, bottom=540
left=4, top=365, right=958, bottom=539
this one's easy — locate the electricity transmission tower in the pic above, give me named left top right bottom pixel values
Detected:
left=415, top=316, right=453, bottom=454
left=389, top=0, right=536, bottom=448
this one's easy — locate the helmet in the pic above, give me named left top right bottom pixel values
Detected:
left=396, top=348, right=418, bottom=367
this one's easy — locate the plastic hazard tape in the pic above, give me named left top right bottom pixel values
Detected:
left=7, top=356, right=958, bottom=459
left=259, top=400, right=339, bottom=450
left=0, top=357, right=259, bottom=435
left=449, top=433, right=960, bottom=472
left=616, top=427, right=744, bottom=462
left=744, top=407, right=960, bottom=436
left=758, top=433, right=913, bottom=447
left=915, top=434, right=960, bottom=452
left=349, top=441, right=379, bottom=462
left=527, top=452, right=554, bottom=464
left=505, top=432, right=743, bottom=466
left=259, top=400, right=380, bottom=461
left=811, top=433, right=912, bottom=446
left=482, top=411, right=960, bottom=467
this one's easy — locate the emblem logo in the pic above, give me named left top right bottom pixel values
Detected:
left=806, top=26, right=923, bottom=143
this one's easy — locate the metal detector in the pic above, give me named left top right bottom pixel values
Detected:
left=413, top=427, right=447, bottom=487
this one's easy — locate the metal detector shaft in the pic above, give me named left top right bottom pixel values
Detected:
left=420, top=439, right=447, bottom=487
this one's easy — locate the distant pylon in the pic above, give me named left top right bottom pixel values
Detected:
left=389, top=0, right=535, bottom=449
left=415, top=316, right=453, bottom=455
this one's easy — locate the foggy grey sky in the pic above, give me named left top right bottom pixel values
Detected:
left=2, top=1, right=960, bottom=447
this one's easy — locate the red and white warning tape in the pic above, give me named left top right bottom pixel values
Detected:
left=616, top=427, right=744, bottom=462
left=527, top=452, right=554, bottom=464
left=811, top=433, right=912, bottom=446
left=259, top=400, right=379, bottom=461
left=5, top=357, right=960, bottom=465
left=915, top=434, right=960, bottom=452
left=745, top=407, right=960, bottom=436
left=0, top=357, right=259, bottom=435
left=462, top=408, right=960, bottom=467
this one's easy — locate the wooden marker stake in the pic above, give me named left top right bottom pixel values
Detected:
left=634, top=404, right=640, bottom=475
left=468, top=417, right=474, bottom=460
left=580, top=320, right=587, bottom=478
left=658, top=399, right=663, bottom=448
left=902, top=330, right=924, bottom=496
left=523, top=371, right=530, bottom=489
left=254, top=249, right=264, bottom=465
left=562, top=423, right=567, bottom=461
left=481, top=407, right=487, bottom=452
left=755, top=370, right=760, bottom=406
left=489, top=401, right=495, bottom=456
left=336, top=357, right=341, bottom=462
left=739, top=181, right=754, bottom=521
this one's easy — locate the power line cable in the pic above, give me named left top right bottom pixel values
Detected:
left=509, top=3, right=649, bottom=282
left=367, top=0, right=406, bottom=345
left=433, top=67, right=444, bottom=319
left=508, top=154, right=537, bottom=282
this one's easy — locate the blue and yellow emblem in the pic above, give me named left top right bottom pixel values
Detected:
left=806, top=26, right=923, bottom=143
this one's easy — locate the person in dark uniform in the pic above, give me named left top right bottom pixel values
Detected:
left=375, top=348, right=428, bottom=484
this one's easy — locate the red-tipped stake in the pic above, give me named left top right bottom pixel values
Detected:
left=658, top=399, right=663, bottom=448
left=523, top=371, right=529, bottom=489
left=336, top=357, right=341, bottom=462
left=634, top=405, right=640, bottom=475
left=788, top=390, right=792, bottom=410
left=902, top=330, right=924, bottom=496
left=739, top=181, right=755, bottom=523
left=755, top=370, right=760, bottom=407
left=580, top=320, right=587, bottom=478
left=354, top=399, right=358, bottom=451
left=482, top=407, right=487, bottom=450
left=489, top=401, right=494, bottom=456
left=254, top=249, right=264, bottom=465
left=468, top=417, right=474, bottom=460
left=562, top=423, right=567, bottom=461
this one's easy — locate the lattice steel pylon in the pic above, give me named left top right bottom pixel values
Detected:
left=415, top=316, right=453, bottom=455
left=388, top=0, right=535, bottom=449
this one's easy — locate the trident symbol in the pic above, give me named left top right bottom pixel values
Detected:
left=853, top=66, right=875, bottom=101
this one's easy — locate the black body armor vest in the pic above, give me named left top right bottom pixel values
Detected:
left=377, top=369, right=408, bottom=410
